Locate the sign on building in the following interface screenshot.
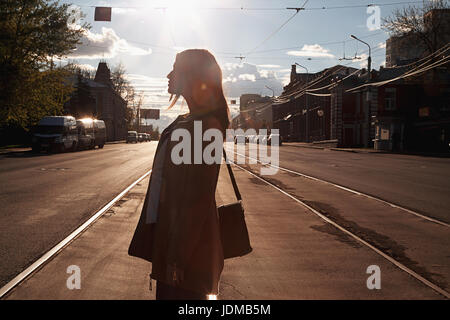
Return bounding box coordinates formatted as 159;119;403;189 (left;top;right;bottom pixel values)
95;7;112;21
141;108;160;120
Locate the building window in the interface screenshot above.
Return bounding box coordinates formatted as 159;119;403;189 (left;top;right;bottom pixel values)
385;88;397;111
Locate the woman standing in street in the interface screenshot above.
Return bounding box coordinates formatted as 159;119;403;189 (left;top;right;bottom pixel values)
128;49;230;300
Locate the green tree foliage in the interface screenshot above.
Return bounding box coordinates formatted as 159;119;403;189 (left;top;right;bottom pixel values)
0;0;89;141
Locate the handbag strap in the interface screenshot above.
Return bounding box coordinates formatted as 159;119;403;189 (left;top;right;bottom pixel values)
222;149;242;201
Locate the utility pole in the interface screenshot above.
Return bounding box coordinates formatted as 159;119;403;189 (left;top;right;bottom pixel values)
351;34;372;147
350;34;371;79
295;62;309;142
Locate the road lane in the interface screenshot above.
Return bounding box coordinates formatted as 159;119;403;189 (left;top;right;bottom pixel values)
228;143;450;223
0;142;157;288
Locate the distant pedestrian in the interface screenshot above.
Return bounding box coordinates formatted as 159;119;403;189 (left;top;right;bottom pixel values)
128;49;230;300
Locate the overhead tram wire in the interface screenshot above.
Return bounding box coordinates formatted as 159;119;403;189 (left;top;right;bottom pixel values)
70;1;424;11
248;30;387;55
244;0;309;58
68;1;418;59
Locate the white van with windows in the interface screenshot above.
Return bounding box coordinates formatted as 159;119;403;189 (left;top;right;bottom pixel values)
32;116;78;153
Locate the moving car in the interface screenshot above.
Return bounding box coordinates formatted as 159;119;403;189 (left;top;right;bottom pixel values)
32;116;78;153
127;131;138;143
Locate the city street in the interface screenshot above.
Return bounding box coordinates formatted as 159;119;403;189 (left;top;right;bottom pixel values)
0;142;156;288
1;142;449;299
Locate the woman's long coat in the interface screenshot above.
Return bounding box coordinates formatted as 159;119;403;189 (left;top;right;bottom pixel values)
128;113;224;295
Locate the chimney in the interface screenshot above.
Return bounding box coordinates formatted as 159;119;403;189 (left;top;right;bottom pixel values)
290;64;297;83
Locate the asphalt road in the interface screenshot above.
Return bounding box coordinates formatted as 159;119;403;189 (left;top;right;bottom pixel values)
0;142;157;288
229;143;450;224
1;141;449;297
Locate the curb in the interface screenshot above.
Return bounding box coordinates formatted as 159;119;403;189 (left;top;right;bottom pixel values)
284;144;325;150
329;148;358;153
0;148;31;155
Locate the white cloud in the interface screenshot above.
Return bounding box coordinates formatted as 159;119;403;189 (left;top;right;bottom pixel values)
355;53;369;68
73;63;97;71
378;42;386;49
238;74;256;81
69;27;152;59
221;62;284;98
287;44;335;59
257;64;281;68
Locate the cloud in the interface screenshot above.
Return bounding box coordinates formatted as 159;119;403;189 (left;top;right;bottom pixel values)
287;44;335;59
355;53;369;68
238;74;256;81
257;64;281;68
378;42;386;49
69;27;152;59
73;63;97;71
221;62;284;98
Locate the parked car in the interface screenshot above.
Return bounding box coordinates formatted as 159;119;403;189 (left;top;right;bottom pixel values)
138;133;145;142
32;116;78;153
76;119;95;150
127;131;138;143
93;120;106;148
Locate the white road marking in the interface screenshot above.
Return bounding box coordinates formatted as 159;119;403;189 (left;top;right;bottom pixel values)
0;169;152;299
230;160;450;299
227;146;450;228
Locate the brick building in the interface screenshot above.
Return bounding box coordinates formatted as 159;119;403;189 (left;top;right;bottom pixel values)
273;65;358;144
64;62;128;141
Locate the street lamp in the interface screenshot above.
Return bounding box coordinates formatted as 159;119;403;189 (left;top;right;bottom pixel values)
351;34;372;147
295;62;309;142
350;34;371;78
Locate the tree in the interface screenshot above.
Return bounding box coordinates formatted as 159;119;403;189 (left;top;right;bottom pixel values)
110;62;144;131
383;0;450;54
111;62;129;97
0;0;89;141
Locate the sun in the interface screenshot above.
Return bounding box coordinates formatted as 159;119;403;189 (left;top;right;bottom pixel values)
152;0;210;51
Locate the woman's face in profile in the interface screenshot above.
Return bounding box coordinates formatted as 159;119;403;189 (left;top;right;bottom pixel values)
167;61;182;95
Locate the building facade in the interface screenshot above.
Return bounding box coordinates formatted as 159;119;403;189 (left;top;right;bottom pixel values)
64;62;128;141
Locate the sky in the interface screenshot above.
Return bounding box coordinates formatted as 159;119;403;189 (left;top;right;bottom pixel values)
59;0;427;130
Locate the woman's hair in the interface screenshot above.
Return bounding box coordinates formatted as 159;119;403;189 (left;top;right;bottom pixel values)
169;49;230;134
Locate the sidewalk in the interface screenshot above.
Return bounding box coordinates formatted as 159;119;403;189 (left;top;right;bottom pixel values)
4;162;443;299
283;142;387;154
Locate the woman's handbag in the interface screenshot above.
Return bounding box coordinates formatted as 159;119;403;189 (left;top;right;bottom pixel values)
217;149;252;259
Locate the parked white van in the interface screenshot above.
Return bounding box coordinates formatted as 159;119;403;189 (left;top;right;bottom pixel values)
32;116;78;153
